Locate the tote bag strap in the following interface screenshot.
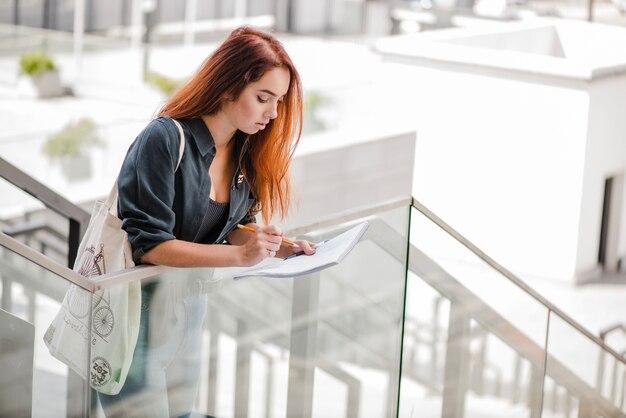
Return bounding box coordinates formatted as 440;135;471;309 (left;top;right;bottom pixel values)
171;119;186;171
107;118;186;212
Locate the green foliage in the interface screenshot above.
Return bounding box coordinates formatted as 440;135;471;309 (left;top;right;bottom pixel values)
42;118;103;158
303;91;332;134
304;91;329;111
19;50;57;77
146;71;185;97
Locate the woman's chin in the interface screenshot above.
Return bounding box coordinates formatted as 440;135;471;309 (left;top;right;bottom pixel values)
241;127;260;135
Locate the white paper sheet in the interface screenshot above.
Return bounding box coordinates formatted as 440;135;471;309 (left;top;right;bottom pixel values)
233;221;369;279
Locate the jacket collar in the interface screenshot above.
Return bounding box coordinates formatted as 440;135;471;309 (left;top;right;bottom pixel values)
183;118;215;157
184;118;248;160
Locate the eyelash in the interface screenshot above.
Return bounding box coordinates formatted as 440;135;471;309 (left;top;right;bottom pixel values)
257;96;284;104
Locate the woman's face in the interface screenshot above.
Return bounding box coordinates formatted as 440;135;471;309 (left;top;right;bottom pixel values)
223;66;291;135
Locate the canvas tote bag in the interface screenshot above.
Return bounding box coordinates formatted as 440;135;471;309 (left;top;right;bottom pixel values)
43;119;186;395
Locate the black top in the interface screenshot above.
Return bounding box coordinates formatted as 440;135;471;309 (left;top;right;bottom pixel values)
195;198;230;244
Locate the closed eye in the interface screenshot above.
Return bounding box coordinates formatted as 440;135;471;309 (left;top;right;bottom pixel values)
257;96;269;104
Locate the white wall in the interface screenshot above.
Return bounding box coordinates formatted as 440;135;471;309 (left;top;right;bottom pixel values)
379;61;590;281
375;19;626;283
576;75;626;278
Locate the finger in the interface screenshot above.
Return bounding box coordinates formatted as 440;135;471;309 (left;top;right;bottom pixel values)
260;224;282;236
259;236;281;252
296;240;316;255
258;233;282;246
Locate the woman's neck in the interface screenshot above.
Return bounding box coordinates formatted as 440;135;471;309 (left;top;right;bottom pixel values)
201;114;236;151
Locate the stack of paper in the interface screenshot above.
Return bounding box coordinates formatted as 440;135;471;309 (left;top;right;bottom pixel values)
233;221;369;279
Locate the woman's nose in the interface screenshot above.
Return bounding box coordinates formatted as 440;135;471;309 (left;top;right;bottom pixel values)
266;103;278;119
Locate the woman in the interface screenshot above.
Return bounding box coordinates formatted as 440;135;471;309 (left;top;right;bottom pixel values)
99;26;314;417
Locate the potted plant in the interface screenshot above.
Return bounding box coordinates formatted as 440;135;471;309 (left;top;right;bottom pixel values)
42;118;104;182
145;70;185;97
19;50;64;98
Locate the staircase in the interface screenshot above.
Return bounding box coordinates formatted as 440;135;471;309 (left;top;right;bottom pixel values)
1;162;625;418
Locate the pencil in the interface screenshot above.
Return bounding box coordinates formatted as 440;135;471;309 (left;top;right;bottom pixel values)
237;224;297;247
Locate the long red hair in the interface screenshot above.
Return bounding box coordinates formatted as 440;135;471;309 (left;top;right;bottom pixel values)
159;26;302;224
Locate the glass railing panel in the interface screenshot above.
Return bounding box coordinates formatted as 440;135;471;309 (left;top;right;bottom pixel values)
0;242;91;417
398;268;449;418
402;206;550;418
544;311;626;417
309;205;409;418
91;204;409;418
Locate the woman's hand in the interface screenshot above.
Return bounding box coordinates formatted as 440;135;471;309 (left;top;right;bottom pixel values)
238;224;284;266
276;239;317;260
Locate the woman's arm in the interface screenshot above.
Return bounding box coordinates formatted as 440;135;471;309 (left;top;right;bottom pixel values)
142;224;287;267
141;240;243;267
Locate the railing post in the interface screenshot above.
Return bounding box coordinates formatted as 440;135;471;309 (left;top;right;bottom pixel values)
511;355;522;403
251;347;275;418
286;272;320;418
527;365;544;418
441;301;471;418
1;276;11;312
578;398;594;418
431;296;443;385
470;329;487;396
68;218;81;268
621;368;626;409
610;356;619;403
596;349;606;396
66;370;90;418
549;381;558;412
565;393;574;417
207;308;219;414
234;319;251;418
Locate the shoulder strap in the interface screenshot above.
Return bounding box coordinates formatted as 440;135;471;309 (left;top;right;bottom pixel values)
171;119;185;172
107;118;186;212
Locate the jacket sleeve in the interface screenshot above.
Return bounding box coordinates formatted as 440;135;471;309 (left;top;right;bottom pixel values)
117;117;181;264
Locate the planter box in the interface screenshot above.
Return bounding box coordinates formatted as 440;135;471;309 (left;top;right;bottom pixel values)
28;70;64;98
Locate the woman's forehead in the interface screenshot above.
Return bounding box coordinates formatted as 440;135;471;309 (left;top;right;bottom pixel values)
250;67;290;97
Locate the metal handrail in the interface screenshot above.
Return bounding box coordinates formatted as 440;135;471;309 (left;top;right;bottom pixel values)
411;197;626;368
0;156;90;267
0;158;90;226
0;231;94;292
